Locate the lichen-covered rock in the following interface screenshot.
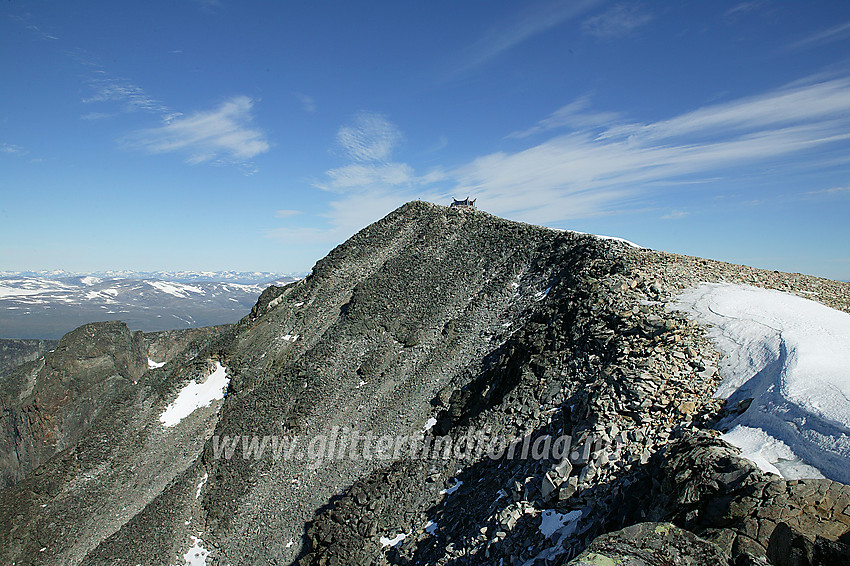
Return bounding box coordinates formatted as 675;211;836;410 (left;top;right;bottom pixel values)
617;430;850;564
567;522;728;565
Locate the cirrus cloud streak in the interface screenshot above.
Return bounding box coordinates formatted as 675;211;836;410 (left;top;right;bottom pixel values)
273;76;850;244
125;96;270;165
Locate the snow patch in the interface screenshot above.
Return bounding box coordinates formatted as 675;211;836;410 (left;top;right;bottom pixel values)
159;362;229;427
282;334;299;342
424;520;438;535
380;532;408;548
422;417;437;432
559;229;643;248
440;479;462;496
196;472;209;498
148;280;205;298
673;283;850;482
182;536;209;566
721;426;824;479
534;286;552;301
539;509;582;539
148;358;165;369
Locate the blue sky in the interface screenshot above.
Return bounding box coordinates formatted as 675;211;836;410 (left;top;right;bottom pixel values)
2;1;849;279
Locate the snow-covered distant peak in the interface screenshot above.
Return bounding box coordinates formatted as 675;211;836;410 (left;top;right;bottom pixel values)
147;281;206;298
673;283;850;483
0;278;78;298
0;270;304;285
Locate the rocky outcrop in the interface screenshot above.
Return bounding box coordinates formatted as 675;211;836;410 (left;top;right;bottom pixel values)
613;430;850;565
0;321;232;563
0;323;233;491
0;321;147;488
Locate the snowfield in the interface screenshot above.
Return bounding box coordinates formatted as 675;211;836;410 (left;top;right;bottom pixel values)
673;283;850;483
160;362;230;427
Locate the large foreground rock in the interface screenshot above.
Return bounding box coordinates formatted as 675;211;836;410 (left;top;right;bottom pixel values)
568;522;727;565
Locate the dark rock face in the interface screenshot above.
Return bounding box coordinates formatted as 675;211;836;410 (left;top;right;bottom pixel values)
0;202;848;566
0;322;232;564
767;521;850;566
0;321;147;488
0;339;58;374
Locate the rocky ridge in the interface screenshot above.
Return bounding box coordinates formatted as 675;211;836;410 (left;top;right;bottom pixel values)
0;201;847;566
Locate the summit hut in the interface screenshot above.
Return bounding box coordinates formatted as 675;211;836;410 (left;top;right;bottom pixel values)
450;197;476;209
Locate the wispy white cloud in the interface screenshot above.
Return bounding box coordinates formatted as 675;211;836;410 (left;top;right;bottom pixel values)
507;95;621;138
335;112;403;162
318;163;417;192
806;186;850;196
75;55;268;169
600;78;850;142
268;115;446;243
0;143;26;155
125;96;270;165
80;111;116;121
724;1;768;19
273;76;850;245
426;135;449;153
297;93;316;113
582;3;653;39
1;142;46;164
25;24;59;41
451;0;602;76
661;210;689;220
83;76;172;116
787;21;850;51
450;78;850;222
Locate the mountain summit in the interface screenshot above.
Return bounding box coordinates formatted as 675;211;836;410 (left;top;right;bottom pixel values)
1;201;849;566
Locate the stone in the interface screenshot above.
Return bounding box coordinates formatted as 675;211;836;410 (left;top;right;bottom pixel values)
541;473;558;501
553;458;573;479
677;401;697;415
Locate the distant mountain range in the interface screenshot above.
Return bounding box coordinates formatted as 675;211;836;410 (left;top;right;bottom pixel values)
0;271;302;339
0;270;302;284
